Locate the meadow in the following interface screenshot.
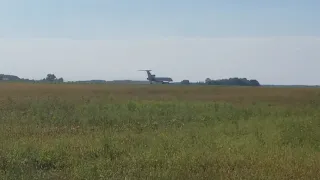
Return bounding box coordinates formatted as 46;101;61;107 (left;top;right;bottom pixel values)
0;83;320;179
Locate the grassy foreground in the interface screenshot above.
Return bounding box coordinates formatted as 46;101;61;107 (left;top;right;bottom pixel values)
0;83;320;179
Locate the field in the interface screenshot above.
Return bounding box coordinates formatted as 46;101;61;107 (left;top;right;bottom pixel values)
0;83;320;179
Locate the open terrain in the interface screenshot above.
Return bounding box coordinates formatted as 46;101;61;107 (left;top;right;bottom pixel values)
0;83;320;179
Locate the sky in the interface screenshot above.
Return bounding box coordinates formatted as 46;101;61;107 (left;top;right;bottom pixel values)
0;0;319;85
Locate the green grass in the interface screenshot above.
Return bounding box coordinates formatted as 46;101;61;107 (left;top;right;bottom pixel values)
0;84;320;179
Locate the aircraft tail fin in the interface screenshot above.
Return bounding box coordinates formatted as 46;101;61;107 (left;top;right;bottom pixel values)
138;70;153;79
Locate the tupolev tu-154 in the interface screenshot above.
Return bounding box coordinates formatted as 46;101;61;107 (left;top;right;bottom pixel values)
138;70;173;84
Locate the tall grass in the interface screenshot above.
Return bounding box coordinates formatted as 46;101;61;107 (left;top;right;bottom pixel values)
0;83;320;179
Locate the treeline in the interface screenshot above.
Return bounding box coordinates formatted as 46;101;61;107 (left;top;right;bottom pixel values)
0;73;106;84
181;77;261;86
2;73;261;86
205;77;260;86
0;74;20;81
0;74;64;83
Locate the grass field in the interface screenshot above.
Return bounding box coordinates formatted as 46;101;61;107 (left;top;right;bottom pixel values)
0;83;320;179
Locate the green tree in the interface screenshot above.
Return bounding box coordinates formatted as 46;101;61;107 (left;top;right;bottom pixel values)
46;74;56;82
205;78;211;84
57;77;64;83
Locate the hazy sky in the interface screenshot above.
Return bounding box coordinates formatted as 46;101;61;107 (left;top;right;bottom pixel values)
0;0;319;85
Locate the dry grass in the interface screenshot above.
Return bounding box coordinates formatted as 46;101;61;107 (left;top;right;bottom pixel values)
0;82;320;179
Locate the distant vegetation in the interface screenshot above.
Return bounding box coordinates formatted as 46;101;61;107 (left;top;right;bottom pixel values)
0;74;21;81
0;73;64;83
204;77;260;86
1;73;263;86
41;74;64;83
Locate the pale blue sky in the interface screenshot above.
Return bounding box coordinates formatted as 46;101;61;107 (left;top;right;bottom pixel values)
0;0;319;84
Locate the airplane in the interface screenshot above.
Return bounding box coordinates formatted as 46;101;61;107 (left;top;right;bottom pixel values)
138;70;173;84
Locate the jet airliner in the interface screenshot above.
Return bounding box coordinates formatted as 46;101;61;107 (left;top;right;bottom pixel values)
138;70;173;84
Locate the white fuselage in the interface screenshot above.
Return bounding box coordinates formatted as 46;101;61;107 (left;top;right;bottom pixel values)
153;77;173;82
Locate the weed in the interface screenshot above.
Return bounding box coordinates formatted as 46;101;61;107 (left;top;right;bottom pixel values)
0;83;320;179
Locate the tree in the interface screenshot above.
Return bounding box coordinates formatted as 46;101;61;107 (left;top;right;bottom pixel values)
205;78;211;84
46;74;56;82
57;77;64;83
249;79;260;86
